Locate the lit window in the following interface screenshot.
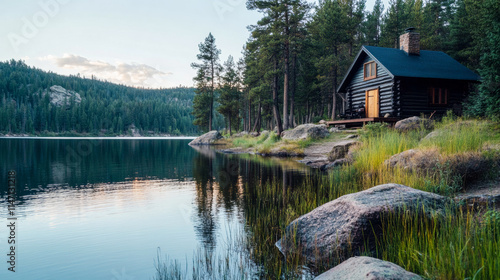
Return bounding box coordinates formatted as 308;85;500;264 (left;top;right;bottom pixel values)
364;61;377;80
429;87;448;105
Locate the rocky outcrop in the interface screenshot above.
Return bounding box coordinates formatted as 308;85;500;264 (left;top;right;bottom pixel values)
315;256;423;280
44;85;82;107
282;124;329;140
189;131;223;146
328;140;359;161
277;184;449;266
394;117;433;132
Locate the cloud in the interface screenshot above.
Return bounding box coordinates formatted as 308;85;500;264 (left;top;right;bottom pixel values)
40;54;172;87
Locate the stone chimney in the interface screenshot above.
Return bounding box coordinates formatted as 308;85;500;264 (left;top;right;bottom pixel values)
399;27;420;56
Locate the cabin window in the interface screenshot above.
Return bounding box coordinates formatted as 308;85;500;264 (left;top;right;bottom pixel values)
364;61;377;80
429;87;448;105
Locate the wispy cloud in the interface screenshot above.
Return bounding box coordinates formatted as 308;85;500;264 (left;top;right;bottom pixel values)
40;54;172;88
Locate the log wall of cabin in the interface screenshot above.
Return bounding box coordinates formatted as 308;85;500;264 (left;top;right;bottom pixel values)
346;55;394;117
400;78;469;118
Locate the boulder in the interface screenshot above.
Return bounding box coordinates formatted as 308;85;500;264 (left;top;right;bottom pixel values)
446;152;496;183
44;85;82;107
394;117;433;132
386;149;496;183
260;130;270;138
329;127;340;133
422;130;442;140
384;149;440;173
282;124;329;140
250;132;260;137
319;120;326;124
328;140;359;161
233;131;249;138
322;158;352;170
189;131;223;146
277;184;449;266
315;256;423;280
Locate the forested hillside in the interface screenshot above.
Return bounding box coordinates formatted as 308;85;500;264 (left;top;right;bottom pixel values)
191;0;499;134
0;60;199;136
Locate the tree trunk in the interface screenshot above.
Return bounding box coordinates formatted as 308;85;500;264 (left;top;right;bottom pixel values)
331;46;338;121
273;59;283;135
228;117;232;136
248;98;252;132
209;60;214;131
289;50;296;128
252;102;261;132
282;4;290;131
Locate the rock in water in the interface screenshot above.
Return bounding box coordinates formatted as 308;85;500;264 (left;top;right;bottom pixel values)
394;116;433;132
282;124;329;140
189;131;223;146
45;85;82;107
315;256;423;280
276;184;449;266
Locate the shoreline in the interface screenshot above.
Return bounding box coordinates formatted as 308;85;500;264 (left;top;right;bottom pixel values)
215;132;359;169
0;136;197;140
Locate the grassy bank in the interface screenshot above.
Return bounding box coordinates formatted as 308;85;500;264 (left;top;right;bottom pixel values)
156;116;500;279
221;130;349;155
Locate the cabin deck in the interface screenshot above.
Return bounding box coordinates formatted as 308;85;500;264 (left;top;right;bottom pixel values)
325;117;400;127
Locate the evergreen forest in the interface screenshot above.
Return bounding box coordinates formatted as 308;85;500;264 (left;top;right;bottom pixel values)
0;60;201;136
191;0;500;134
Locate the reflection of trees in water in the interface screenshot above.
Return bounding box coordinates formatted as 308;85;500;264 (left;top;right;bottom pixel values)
190;147;311;252
192;149;217;249
0;139;196;202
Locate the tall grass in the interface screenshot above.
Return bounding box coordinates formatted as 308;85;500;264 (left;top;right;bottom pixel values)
420;119;492;155
376;206;500;280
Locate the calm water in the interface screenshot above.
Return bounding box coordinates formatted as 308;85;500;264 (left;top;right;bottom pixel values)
0;138;312;279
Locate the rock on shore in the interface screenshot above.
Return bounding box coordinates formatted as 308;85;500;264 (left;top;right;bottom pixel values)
189;131;223;145
328;140;358;161
277;184;449;266
394;116;433;132
282;124;329;140
315;256;423;280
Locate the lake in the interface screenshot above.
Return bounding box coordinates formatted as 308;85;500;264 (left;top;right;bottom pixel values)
0;138;315;279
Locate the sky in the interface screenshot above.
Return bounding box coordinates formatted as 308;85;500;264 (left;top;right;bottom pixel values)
1;0;386;89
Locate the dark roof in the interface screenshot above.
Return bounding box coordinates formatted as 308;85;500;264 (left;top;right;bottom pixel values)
338;45;480;92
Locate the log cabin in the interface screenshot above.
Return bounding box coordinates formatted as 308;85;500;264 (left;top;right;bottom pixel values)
337;28;481;120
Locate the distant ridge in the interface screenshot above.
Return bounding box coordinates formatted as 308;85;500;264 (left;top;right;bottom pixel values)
0;60;198;136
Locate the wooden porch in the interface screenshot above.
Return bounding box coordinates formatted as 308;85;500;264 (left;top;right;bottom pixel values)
325;117;400;128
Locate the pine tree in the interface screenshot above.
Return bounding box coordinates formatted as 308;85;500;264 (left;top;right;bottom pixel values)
217;56;242;135
191;33;221;131
476;0;500;118
310;0;351;120
364;0;384;46
380;0;408;48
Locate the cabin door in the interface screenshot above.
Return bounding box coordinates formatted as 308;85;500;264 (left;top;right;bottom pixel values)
365;89;379;118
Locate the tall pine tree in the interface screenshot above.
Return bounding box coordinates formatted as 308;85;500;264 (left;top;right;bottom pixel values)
191;33;221;131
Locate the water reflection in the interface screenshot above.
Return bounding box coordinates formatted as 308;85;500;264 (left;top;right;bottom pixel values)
0;139;195;202
189;145;312;254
